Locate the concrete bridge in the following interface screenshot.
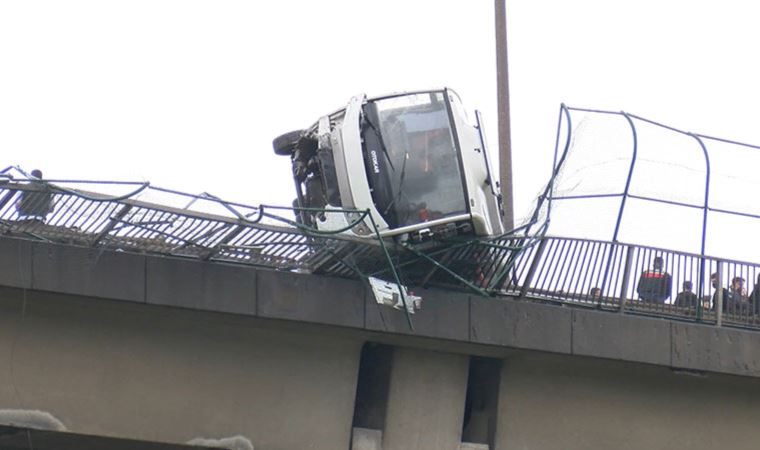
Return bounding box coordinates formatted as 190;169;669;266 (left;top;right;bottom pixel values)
2;235;760;450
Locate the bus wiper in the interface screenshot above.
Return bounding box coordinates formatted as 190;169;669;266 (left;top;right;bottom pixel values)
361;112;395;172
383;152;409;216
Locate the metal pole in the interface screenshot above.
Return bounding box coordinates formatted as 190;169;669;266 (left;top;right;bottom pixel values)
618;245;634;313
612;113;638;242
716;260;723;327
519;237;548;298
691;133;710;323
495;0;514;230
690;133;711;259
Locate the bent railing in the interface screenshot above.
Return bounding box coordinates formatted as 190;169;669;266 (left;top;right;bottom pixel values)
2;173;760;331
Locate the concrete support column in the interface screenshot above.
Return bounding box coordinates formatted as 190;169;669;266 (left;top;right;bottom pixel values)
382;348;469;450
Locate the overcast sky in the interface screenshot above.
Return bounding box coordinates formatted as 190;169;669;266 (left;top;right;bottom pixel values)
2;0;760;254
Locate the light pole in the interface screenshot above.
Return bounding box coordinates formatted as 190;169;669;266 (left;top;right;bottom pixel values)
495;0;514;230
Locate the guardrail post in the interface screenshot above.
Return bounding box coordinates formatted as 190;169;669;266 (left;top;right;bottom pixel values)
716;260;723;327
696;257;706;322
618;245;634;313
0;188;17;211
519;237;548;299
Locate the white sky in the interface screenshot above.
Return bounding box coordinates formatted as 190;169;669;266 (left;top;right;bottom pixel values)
2;0;760;256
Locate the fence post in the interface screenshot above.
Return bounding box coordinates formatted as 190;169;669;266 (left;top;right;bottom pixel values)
716;260;723;327
519;237;548;299
696;257;706;322
618;245;634;313
0;188;17;211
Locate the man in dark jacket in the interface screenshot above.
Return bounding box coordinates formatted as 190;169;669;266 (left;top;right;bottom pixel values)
636;256;672;303
674;281;698;309
16;169;54;221
750;274;760;315
711;272;731;313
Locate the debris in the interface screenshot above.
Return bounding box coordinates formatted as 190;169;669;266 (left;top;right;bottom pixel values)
368;276;422;313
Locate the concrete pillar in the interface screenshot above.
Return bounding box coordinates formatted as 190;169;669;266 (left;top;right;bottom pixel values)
495;0;514;230
382;347;469;450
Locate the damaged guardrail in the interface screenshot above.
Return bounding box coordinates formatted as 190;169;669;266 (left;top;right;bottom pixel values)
3;166;759;331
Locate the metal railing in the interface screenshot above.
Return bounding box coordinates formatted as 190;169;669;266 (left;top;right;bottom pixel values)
513;235;760;329
0;176;395;277
2;171;760;331
544;105;760;265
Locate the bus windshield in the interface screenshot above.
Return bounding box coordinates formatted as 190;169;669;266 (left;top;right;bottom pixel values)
361;92;468;229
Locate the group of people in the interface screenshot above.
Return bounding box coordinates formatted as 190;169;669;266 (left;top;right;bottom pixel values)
585;256;760;315
636;256;760;314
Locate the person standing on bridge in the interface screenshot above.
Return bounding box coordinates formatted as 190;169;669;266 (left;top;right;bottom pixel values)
15;169;54;222
727;276;750;315
750;274;760;315
674;281;698;309
710;272;731;313
636;256;672;303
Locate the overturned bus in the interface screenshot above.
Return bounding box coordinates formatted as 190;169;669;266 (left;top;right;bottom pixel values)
273;89;504;244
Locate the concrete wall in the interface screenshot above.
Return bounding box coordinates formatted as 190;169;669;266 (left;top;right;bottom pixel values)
495;353;760;450
0;287;363;450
